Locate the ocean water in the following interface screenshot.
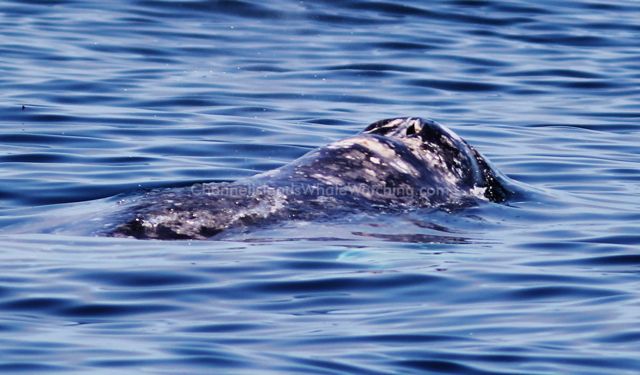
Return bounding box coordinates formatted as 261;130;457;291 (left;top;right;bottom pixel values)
1;0;640;373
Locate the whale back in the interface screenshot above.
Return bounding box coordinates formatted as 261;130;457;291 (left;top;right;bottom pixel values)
109;117;513;240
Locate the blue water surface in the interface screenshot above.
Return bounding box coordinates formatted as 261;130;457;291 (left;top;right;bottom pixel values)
1;0;640;373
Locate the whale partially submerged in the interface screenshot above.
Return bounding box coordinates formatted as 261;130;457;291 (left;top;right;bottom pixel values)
109;117;511;240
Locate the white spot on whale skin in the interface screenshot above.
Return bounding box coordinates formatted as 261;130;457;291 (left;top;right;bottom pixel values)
142;213;179;229
327;138;358;150
311;173;344;186
328;136;420;176
364;169;377;177
389;159;418;175
470;186;488;200
328;136;395;157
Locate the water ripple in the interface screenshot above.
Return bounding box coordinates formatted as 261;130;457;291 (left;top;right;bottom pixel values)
1;0;640;373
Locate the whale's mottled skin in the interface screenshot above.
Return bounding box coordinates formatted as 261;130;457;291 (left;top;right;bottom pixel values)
108;117;510;239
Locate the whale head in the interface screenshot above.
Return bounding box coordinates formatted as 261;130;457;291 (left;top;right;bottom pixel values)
362;117;509;202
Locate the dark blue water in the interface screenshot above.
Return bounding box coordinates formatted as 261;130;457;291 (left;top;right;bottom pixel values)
1;0;640;373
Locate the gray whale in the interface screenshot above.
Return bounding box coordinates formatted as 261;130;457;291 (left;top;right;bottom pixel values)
109;117;510;240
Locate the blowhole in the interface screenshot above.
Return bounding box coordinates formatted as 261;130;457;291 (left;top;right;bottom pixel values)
406;124;417;136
